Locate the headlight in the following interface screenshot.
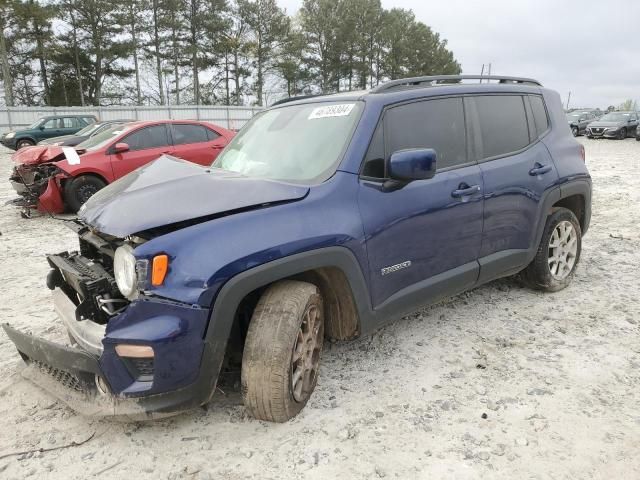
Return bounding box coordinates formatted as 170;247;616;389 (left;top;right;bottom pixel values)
5;132;15;139
114;244;138;300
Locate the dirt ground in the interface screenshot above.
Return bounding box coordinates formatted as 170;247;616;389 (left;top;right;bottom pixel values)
0;138;639;479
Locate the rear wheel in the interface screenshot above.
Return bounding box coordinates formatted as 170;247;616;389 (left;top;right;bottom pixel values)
618;128;627;140
63;175;107;212
241;280;324;422
16;139;35;149
521;208;582;292
571;126;579;137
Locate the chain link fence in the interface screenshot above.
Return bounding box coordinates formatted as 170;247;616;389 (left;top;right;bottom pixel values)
0;105;263;132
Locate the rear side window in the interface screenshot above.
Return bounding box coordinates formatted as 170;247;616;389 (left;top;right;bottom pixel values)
385;97;467;170
62;117;81;128
529;95;550;137
475;95;529;159
172;124;211;145
123;125;170;151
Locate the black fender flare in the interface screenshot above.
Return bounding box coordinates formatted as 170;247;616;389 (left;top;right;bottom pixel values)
528;178;591;265
559;178;592;234
198;246;372;401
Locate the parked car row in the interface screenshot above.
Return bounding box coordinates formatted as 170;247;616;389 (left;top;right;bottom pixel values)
7;119;235;214
2;75;593;423
566;109;640;139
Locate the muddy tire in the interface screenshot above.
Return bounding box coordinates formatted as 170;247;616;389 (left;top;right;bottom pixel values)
241;280;324;422
16;139;35;149
521;207;582;292
64;175;107;212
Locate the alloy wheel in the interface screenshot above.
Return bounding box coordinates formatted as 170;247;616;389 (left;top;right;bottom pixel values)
291;303;323;403
548;220;578;280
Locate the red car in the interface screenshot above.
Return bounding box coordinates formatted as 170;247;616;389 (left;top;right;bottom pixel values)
9;120;235;214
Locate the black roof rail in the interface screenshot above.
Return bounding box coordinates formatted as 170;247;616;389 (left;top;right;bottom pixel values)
270;94;325;107
371;75;542;93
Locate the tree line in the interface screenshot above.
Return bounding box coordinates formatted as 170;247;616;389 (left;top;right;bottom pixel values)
0;0;461;107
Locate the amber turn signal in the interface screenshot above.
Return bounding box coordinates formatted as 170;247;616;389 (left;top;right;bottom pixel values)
115;344;154;358
151;254;169;286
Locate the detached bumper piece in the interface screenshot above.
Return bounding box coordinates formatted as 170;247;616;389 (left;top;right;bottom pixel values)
2;323;178;419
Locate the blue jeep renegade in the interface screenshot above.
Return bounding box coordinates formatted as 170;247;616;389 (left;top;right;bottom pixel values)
3;75;591;421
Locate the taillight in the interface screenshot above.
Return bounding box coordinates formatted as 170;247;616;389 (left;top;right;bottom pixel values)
580;145;585;162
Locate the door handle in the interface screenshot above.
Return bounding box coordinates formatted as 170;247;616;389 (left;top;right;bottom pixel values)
529;163;552;176
451;183;481;198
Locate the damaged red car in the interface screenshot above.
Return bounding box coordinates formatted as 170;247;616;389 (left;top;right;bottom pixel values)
9;120;235;214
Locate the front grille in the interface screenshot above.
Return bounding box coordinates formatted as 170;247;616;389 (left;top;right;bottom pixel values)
33;360;85;392
591;128;604;134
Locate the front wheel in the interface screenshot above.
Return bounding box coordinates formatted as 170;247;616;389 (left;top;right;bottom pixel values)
521;208;582;292
242;280;324;422
63;175;107;212
16;139;35;149
618;128;627;140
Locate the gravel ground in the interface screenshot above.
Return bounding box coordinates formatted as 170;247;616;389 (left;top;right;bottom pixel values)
0;138;639;479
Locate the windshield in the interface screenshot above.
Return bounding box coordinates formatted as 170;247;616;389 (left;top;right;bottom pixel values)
77;124;133;151
600;112;631;122
213;101;363;184
76;122;103;136
27;119;44;129
566;113;582;119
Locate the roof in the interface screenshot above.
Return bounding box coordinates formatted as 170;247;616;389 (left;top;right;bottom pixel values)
41;114;97;119
271;75;545;109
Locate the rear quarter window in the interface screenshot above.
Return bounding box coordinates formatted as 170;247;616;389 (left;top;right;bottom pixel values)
529;95;550;137
475;95;530;159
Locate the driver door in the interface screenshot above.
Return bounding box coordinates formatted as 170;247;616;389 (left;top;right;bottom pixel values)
358;97;483;311
110;124;173;179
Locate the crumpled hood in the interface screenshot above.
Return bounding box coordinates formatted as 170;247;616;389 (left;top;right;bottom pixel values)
79;155;310;237
12;145;66;165
588;121;625;128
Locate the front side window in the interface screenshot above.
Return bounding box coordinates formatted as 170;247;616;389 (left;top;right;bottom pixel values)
213;101;363;184
475;95;530;159
122;125;170;151
384;97;467;170
42;119;59;129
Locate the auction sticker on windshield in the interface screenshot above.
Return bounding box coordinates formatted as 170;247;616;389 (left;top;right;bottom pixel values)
308;104;355;120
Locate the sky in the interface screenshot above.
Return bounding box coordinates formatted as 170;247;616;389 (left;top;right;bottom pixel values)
277;0;640;109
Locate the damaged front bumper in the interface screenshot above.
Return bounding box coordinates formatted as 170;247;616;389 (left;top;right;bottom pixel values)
2;250;217;419
9;164;66;214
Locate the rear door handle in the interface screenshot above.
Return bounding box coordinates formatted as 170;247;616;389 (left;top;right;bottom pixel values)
529;163;552;176
451;184;481;198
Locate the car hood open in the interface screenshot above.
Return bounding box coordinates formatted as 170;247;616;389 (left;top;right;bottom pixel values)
78;155;310;237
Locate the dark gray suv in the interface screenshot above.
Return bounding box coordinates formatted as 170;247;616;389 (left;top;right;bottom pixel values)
566;111;596;137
